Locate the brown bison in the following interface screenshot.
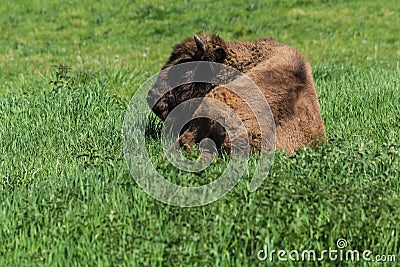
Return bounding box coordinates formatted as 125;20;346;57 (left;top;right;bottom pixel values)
147;33;326;154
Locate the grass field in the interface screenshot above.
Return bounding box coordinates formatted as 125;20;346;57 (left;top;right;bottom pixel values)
1;0;399;266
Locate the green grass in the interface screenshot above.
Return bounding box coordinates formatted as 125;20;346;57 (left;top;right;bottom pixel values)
1;0;399;266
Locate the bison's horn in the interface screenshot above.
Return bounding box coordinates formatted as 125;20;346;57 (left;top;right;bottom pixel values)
194;35;205;53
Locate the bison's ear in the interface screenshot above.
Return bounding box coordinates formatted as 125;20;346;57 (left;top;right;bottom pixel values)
214;47;227;62
194;35;206;57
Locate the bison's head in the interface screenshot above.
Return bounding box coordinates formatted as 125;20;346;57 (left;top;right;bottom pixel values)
147;34;228;121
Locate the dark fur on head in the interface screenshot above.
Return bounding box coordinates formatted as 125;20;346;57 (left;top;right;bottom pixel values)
147;34;228;120
164;33;228;69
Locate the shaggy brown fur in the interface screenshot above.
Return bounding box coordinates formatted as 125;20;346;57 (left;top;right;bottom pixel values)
147;33;326;154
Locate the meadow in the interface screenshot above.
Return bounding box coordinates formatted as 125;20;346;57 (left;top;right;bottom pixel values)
0;0;399;266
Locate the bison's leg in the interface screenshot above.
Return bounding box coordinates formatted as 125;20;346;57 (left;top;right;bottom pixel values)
178;118;209;150
178;118;227;153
